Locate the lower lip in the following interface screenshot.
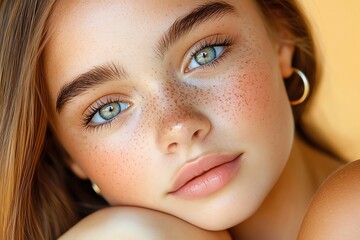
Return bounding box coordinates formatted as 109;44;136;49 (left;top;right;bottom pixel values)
170;156;241;200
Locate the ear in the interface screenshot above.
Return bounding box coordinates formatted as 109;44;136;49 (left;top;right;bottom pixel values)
277;34;295;79
68;159;88;180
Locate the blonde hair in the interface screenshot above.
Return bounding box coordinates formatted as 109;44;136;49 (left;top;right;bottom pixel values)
0;0;318;239
0;1;79;239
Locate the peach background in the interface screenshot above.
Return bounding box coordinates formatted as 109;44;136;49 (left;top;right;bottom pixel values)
298;0;360;161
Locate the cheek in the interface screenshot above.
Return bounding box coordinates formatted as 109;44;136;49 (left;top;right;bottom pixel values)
210;68;275;124
205;55;294;151
59;123;153;204
211;20;291;126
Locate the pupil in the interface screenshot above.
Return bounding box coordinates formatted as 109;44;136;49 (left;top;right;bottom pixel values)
195;47;216;65
100;102;120;120
201;52;208;58
107;106;114;112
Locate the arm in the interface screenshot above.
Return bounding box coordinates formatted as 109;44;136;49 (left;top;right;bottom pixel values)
59;207;232;240
298;160;360;240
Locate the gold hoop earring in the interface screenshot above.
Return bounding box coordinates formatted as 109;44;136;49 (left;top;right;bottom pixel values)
92;182;101;195
290;68;310;106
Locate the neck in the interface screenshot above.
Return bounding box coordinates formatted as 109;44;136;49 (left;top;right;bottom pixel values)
229;134;322;240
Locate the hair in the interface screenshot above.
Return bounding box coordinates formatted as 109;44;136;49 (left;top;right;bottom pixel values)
255;0;319;123
0;0;318;239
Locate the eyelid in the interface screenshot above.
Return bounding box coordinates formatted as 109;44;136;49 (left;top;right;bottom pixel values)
182;34;234;73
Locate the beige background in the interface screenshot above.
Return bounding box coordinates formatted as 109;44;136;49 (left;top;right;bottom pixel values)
297;0;360;161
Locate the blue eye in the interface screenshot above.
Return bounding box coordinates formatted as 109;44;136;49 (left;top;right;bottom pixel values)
184;34;234;72
188;46;224;71
88;101;130;126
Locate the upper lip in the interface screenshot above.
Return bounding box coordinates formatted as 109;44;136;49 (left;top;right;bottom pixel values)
168;152;241;193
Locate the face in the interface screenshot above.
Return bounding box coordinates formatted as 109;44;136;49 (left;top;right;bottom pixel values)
44;0;295;230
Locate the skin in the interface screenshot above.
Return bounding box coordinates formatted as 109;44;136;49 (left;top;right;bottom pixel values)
59;207;232;240
298;160;360;240
44;0;341;239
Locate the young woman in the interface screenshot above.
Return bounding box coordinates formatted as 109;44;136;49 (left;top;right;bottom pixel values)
0;0;342;239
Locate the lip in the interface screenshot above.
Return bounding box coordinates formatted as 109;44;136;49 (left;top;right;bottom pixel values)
168;153;242;199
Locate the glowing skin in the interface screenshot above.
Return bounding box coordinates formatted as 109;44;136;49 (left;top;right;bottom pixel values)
45;0;295;231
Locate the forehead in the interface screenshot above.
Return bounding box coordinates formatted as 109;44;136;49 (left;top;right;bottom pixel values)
49;0;237;37
44;0;265;97
47;0;262;49
46;0;262;58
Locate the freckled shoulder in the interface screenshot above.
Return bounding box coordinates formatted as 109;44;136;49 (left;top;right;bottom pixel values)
58;207;232;240
298;160;360;240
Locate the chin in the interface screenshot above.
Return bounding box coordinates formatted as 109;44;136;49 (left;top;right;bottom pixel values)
179;195;263;231
188;212;249;231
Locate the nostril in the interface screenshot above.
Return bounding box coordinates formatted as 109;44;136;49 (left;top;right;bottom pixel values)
192;129;201;139
168;142;178;153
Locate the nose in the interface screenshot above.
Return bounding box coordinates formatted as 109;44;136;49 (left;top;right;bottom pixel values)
158;109;211;154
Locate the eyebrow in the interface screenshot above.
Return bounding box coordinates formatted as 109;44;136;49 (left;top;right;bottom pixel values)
55;63;127;112
155;1;236;59
55;1;236;113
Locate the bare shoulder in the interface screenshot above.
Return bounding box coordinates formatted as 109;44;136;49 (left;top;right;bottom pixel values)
298;160;360;240
58;207;231;240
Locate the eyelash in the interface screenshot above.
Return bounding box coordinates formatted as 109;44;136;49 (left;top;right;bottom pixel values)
82;97;128;130
80;35;233;131
186;34;234;72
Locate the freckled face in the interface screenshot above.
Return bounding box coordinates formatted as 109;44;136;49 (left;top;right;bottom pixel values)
45;0;294;230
